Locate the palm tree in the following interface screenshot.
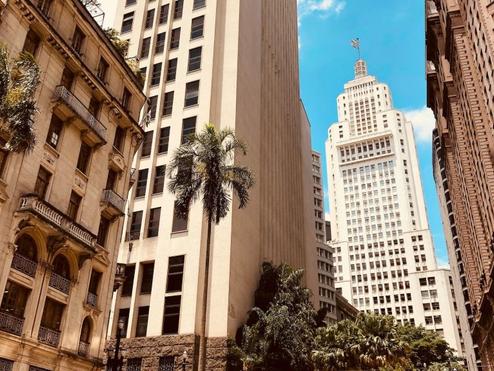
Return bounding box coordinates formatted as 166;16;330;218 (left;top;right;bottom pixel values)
168;123;254;370
0;44;40;152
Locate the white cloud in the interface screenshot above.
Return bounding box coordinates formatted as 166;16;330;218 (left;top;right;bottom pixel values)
298;0;346;19
403;107;436;144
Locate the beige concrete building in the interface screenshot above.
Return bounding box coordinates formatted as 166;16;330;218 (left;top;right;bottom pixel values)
326;59;463;355
109;0;317;369
0;0;145;370
311;151;337;321
426;0;494;368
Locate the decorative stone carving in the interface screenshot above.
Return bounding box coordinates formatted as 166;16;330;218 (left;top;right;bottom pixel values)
74;170;88;194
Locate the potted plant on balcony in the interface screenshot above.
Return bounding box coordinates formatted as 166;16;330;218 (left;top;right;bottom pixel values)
0;44;40;153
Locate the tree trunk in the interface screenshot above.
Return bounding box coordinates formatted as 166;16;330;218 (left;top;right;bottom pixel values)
198;217;212;371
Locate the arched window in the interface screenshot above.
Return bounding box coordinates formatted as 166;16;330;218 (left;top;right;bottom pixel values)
78;317;91;356
52;255;70;279
16;235;38;262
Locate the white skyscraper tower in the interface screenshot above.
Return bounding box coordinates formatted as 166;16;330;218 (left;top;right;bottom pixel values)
326;59;464;354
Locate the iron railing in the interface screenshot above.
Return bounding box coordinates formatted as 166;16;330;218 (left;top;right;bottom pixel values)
49;272;71;294
86;292;97;307
38;326;60;347
0;312;24;336
78;340;90;356
11;253;37;277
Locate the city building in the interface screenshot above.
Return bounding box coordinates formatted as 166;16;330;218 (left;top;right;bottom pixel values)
109;0;317;369
325;59;463;355
426;0;494;368
311;150;337;321
0;0;145;370
433;129;479;370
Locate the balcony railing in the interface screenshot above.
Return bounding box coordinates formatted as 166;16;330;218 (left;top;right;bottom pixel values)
113;263;126;291
78;340;90;356
38;326;61;347
18;195;97;251
53;85;107;143
49;272;71;294
11;253;37;277
101;189;126;216
86;292;97;307
0;311;24;336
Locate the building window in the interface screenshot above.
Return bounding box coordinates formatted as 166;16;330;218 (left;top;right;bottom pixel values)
159;357;175;371
97;58;109;82
34;167;51;199
151;63;162;86
127;358;142;371
121;265;135;297
155;32;166;54
140;262;154;294
147;207;161;238
97;216;110;247
88;97;101;118
145;9;155;29
142;131;153;157
170;28;181;49
37;0;53;16
163;92;174;116
67;191;82;220
76;142;92;174
117;308;129;337
188;47;202;72
191;16;204;39
153;165;166;194
125;0;136;5
166;255;184;292
71;26;85;54
136;169;148;197
171;202;188;233
121;12;134;33
113;126;125;152
122;88;132;110
149;96;158;120
184;81;199;107
140;37;151;59
129;211;143;240
166;59;177;81
135;306;149;337
159;4;169;24
139;67;147;83
88;270;101;304
46;115;63;149
173;0;183;19
1;280;30;319
158;127;170;154
60;67;74;90
40;298;64;334
0;358;13;371
106;169;118;191
23;29;40;56
181;117;196;144
193;0;206;10
162;295;181;334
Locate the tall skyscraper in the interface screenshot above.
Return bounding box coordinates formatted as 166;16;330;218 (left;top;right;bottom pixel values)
109;0;317;368
426;0;494;368
0;0;145;369
325;59;462;354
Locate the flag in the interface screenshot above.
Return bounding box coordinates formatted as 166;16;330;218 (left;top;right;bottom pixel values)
351;38;360;49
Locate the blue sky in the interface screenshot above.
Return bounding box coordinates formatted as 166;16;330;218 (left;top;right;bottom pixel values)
297;0;449;266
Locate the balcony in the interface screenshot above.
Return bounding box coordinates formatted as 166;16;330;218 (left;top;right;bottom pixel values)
49;272;71;295
38;326;60;347
52;86;107;146
101;189;126;218
86;292;97;307
11;253;37;278
109;149;126;173
18;195;97;251
78;341;90;356
0;311;24;336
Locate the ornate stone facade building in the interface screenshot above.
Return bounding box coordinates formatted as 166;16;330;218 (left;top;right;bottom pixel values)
0;0;145;369
109;0;317;369
426;0;494;368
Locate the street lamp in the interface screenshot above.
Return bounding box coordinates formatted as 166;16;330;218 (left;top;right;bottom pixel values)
182;350;188;371
107;319;124;371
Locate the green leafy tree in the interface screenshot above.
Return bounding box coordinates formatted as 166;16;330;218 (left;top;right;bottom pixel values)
397;324;461;369
0;44;40;152
104;28;129;57
168;123;254;371
235;263;318;371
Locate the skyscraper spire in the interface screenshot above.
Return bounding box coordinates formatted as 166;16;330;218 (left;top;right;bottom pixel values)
354;59;368;78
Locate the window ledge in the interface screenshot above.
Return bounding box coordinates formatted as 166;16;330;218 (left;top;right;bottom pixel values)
171;230;188;237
